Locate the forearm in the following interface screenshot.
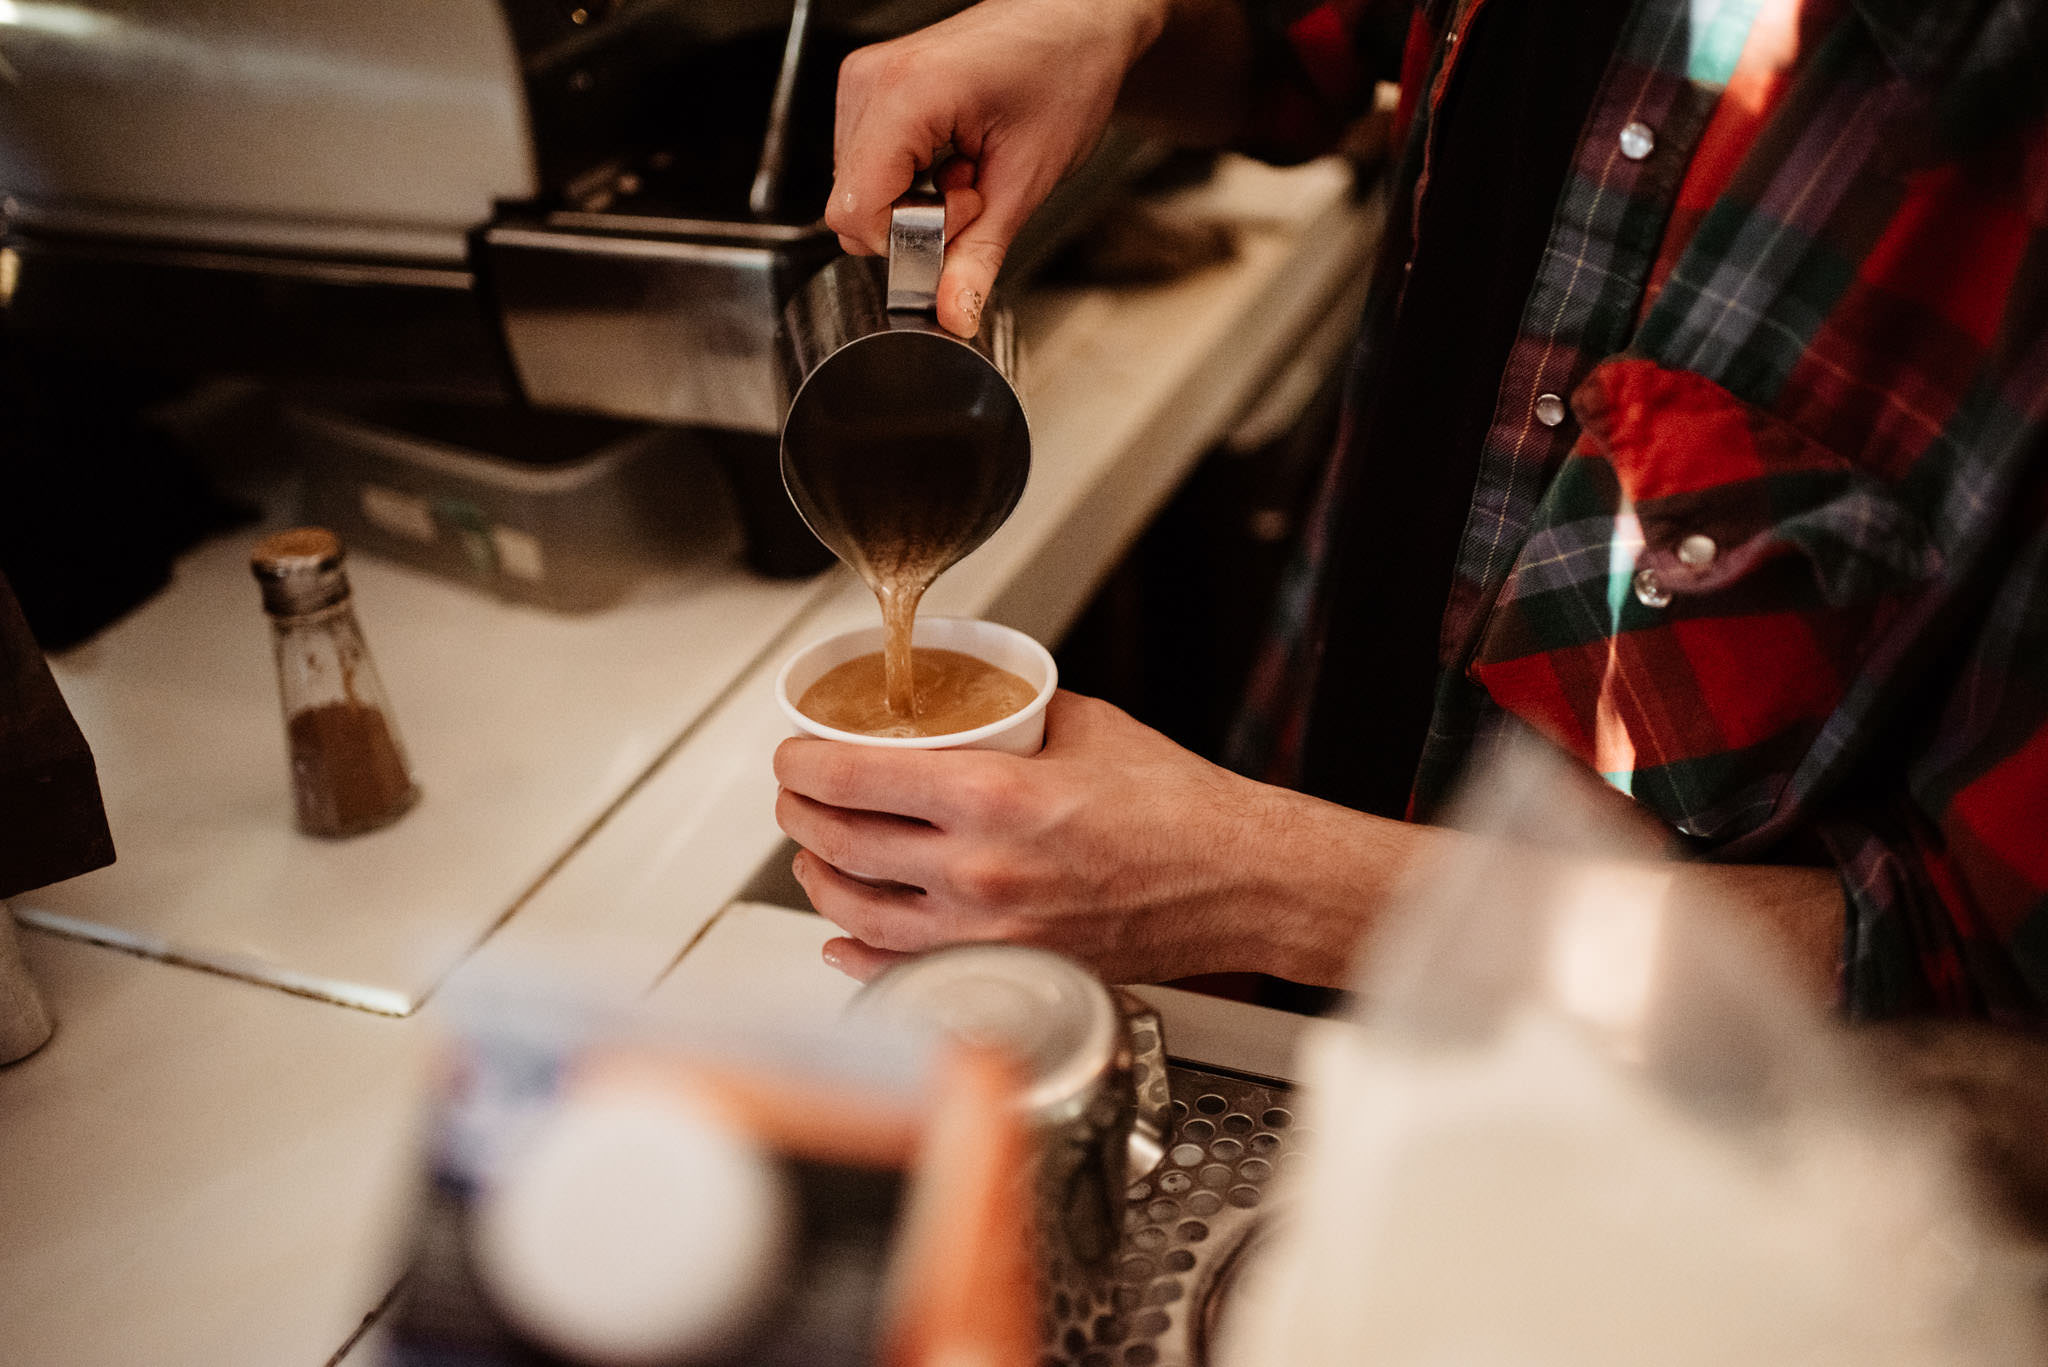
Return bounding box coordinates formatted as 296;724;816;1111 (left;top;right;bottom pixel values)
1117;0;1255;146
1223;785;1447;987
1675;862;1843;1004
1235;785;1845;1004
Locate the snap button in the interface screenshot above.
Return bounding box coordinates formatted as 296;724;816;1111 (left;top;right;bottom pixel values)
1619;120;1656;161
1677;533;1718;568
1533;393;1567;428
1632;566;1671;608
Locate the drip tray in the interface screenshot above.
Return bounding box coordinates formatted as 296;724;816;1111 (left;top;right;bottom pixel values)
1043;1063;1296;1367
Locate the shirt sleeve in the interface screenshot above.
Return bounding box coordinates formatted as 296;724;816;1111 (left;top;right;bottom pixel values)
1238;0;1418;164
1826;472;2048;1024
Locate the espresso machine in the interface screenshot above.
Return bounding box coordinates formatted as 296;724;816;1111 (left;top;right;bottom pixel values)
0;0;1141;603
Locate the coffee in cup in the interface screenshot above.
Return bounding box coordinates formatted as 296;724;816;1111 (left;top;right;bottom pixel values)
798;647;1037;739
775;617;1057;756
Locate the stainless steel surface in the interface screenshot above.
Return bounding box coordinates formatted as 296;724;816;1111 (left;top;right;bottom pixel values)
779;201;1028;574
0;234;513;399
0;0;1140;448
488;224;834;434
885;198;946;312
0;0;862;416
1043;1063;1298;1367
0;0;931;260
749;0;817;220
0;0;534;263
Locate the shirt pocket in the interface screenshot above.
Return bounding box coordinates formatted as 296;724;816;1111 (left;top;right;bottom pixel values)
1469;357;1942;840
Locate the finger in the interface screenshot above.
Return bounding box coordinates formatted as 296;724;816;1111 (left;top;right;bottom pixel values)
793;849;948;953
932;143;1048;337
934;157;978;193
825;97;948;253
943;182;985;245
831;48;873;186
827;46;898;249
826;127;924;253
776;788;940;889
827;167;917;255
820;936;914;983
774;737;995;826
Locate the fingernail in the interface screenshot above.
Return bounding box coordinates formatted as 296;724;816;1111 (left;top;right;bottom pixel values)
959;287;983;334
820;942;842;969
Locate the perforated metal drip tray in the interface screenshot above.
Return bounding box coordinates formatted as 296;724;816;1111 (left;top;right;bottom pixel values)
1042;1063;1298;1367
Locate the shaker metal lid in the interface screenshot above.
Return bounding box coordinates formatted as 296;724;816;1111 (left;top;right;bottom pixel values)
250;526;349;615
853;944;1119;1126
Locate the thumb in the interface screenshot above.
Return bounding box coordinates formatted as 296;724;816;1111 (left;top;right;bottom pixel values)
933;145;1047;338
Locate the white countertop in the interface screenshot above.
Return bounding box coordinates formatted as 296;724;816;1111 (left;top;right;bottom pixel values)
0;156;1383;1366
21;476;841;1014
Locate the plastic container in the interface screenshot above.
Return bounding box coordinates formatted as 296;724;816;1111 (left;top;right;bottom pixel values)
290;401;732;612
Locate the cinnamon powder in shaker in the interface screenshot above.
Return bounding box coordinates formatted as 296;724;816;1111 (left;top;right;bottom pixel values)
286;700;418;838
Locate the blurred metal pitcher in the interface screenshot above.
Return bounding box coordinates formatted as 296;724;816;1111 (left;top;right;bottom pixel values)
851;945;1170;1285
778;199;1030;580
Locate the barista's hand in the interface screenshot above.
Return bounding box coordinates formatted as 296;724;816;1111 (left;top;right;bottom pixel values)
827;0;1168;337
774;691;1425;984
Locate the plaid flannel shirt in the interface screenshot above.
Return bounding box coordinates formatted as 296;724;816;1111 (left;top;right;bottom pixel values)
1233;0;2048;1022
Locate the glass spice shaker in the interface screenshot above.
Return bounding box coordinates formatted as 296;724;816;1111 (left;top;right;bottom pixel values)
250;528;420;837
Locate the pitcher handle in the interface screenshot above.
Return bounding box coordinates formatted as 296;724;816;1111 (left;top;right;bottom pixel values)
886;196;946;314
1116;989;1172;1185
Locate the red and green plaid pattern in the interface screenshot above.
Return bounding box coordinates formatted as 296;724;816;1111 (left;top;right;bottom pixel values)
1231;0;2048;1021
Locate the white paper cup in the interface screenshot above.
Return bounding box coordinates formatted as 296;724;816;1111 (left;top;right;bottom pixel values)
774;616;1057;756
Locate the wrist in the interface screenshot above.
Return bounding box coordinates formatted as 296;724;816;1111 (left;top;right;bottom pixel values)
1233;787;1423;988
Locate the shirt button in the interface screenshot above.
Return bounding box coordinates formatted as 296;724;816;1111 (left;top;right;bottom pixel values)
1677;533;1718;568
1534;393;1567;427
1632;566;1671;608
1619;121;1656;160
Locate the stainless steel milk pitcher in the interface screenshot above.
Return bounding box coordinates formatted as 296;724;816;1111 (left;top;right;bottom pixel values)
778;199;1031;575
849;945;1170;1288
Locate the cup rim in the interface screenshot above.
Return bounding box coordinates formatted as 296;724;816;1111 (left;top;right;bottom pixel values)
774;616;1057;749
